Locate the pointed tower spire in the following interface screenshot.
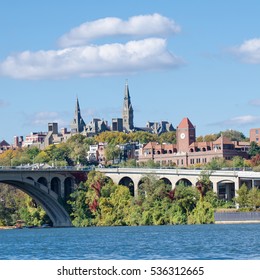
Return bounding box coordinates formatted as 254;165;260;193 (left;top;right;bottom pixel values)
122;80;134;131
70;97;86;133
125;79;130;98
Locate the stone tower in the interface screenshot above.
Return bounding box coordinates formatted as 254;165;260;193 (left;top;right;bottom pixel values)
70;97;86;133
122;81;134;131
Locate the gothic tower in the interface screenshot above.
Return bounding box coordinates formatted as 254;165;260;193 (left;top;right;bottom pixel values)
122;81;134;131
70;97;86;133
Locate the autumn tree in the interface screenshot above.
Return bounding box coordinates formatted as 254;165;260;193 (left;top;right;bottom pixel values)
196;171;212;200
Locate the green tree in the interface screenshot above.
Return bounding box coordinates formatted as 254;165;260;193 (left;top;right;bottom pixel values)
188;200;214;224
196;171;212;200
95;131;130;145
158;132;176;144
174;184;199;217
206;157;226;170
217;130;246;141
247;188;260;210
68;182;94;227
139;159;160;168
105;144;121;164
119;159;137;168
197;134;218;142
235;184;249;208
34;151;50;164
18;196;50;226
232;156;246;168
66;134;94;165
98;185;132;226
248;141;260;157
24;146;40;162
128;131;158;144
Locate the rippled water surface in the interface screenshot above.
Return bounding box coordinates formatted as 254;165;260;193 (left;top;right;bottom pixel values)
0;224;260;260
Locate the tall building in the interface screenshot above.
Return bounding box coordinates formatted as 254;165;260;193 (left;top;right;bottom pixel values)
250;128;260;144
177;117;196;153
70;97;86;133
112;118;123;132
122;81;134;131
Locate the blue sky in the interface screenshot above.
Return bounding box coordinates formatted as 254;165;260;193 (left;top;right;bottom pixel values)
1;0;260;144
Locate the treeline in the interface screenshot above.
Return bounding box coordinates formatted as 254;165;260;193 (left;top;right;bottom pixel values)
0;132;175;167
0;129;255;168
68;171;260;226
68;171;223;227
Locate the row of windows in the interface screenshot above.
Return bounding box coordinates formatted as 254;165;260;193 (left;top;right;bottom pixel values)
190;158;207;164
155;157;208;166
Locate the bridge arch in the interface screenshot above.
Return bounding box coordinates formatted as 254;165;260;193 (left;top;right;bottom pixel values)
160;177;172;188
0;178;72;227
26;177;34;181
118;176;135;196
38;177;48;187
176;178;193;187
51;177;61;196
217;180;235;201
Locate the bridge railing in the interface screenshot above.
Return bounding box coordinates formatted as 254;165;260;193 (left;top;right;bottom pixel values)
0;166;94;172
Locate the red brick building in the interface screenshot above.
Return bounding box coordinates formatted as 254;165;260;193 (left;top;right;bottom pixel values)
139;117;249;167
250;128;260;144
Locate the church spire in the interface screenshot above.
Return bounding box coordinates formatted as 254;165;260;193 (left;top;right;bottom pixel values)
70;97;86;133
122;80;134;131
125;79;130;99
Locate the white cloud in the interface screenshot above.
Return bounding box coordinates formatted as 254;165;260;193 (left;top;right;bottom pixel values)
23;111;68;127
212;115;260;127
0;38;183;80
58;14;180;47
231;38;260;64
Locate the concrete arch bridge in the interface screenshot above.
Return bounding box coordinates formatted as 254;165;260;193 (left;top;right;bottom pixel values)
97;168;260;200
0;169;88;227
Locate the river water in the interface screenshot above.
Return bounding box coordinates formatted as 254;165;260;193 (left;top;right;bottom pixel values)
0;224;259;260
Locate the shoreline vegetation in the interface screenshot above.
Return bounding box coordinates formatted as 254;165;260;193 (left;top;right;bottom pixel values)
2;170;260;228
1;170;260;228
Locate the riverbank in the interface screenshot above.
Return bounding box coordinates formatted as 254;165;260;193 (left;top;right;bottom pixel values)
0;226;15;230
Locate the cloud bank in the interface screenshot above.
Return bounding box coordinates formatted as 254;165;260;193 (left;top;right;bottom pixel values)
231;38;260;64
0;14;182;80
